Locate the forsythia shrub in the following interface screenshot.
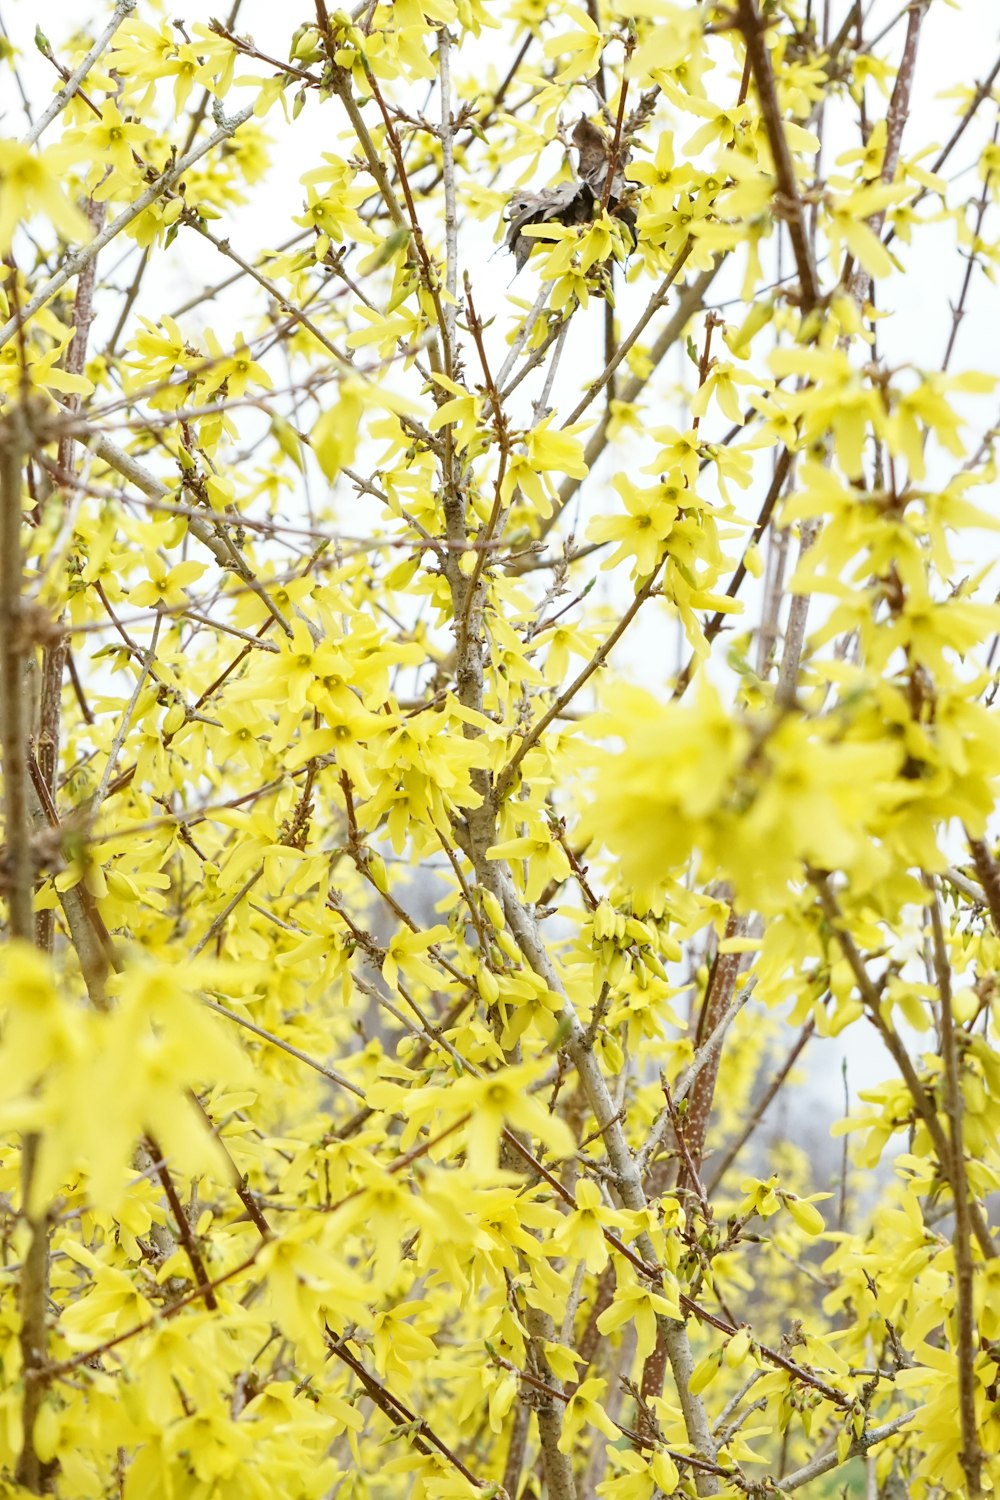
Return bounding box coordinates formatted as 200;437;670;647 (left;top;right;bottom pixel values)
0;1;998;1497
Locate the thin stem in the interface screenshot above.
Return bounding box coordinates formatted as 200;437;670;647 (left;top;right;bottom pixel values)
146;1134;218;1311
42;1249;264;1383
778;1409;920;1491
495;281;550;392
201;998;368;1100
496;565;663;802
0;105;256;350
190;868;263;957
884;51;1000;251
325;1333;487;1488
439;28;458;355
735;0;820;312
179;214;353;369
813;875;995;1261
14;1134;49;1492
88;611;161;812
563;243;693;427
775;516;819;706
22;0;136;148
928;882;982;1497
674;447;793;698
0;402;33;939
546;260;723;537
942;118;998;372
80;427;294;636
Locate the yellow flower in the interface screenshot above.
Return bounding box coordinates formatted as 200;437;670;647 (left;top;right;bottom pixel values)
558;1377;620;1453
0;138;92;252
129;554;206;611
487;829;571;904
554;1179;628;1273
596;1265;681;1360
449;1064;575;1175
588;474;679;577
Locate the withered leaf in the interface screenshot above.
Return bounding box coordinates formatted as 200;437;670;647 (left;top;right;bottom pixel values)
504;116;636;274
572;117;611;192
504;178;596;273
572;115;630;204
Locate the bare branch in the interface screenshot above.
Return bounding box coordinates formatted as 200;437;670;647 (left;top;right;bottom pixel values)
0;402;33;939
734;0;820;312
22;0;136;148
778;1409;920;1491
0;105;256;350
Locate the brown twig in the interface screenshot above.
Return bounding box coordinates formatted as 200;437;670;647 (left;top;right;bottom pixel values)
942;117;999;373
967;836;1000;936
599;37;633;213
884;53;1000;251
564;242;694;427
673;448;793;697
14;1135;49;1493
735;0;820;312
325;1331;487;1487
201;997;367;1099
0;399;34;940
813;874;995;1262
927;882;982;1496
453;280;510;672
146;1133;218;1310
40;1249;263;1384
678;1293;851;1410
676;911;747;1191
848;0;929;306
